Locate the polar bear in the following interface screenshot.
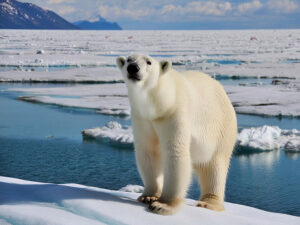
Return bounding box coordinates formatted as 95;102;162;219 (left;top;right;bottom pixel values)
117;54;237;215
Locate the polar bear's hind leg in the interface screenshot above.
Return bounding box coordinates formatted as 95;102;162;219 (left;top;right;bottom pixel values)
194;153;231;212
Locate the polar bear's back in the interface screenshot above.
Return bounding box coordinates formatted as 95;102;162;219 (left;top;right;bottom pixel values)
182;70;231;110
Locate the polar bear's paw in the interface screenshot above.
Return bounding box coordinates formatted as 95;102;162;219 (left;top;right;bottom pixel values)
196;198;224;211
138;195;159;204
196;193;224;211
148;199;182;215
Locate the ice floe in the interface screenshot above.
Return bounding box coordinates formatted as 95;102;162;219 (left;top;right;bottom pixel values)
18;95;130;117
237;126;300;151
0;176;299;225
225;85;300;117
82;121;133;148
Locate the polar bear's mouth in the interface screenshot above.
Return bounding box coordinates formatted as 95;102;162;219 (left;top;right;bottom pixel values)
127;73;142;81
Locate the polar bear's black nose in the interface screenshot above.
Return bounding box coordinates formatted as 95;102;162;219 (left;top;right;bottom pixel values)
127;63;140;74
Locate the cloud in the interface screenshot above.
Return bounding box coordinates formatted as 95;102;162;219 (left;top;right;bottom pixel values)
98;1;232;22
267;0;298;13
161;1;232;17
57;6;77;15
98;5;155;20
237;0;262;14
47;0;75;4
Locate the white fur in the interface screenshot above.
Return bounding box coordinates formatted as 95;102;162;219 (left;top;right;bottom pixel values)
117;54;237;215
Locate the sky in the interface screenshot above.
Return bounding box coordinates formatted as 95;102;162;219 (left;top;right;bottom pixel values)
22;0;300;29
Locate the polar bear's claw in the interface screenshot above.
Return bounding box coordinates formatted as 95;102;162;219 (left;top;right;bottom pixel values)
148;201;178;215
196;200;224;212
138;195;159;204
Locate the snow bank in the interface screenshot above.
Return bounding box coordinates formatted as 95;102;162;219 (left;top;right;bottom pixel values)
0;176;299;225
237;126;300;151
82;122;133;148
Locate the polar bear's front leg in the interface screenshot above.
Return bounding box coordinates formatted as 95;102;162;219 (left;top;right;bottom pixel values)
132;116;163;204
150;116;192;215
135;148;163;204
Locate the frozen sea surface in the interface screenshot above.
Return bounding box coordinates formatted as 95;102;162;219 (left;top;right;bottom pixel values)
1;29;300;79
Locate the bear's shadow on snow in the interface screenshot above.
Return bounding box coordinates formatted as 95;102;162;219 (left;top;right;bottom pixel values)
0;181;141;207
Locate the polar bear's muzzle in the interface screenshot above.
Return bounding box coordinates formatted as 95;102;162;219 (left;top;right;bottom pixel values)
127;63;141;81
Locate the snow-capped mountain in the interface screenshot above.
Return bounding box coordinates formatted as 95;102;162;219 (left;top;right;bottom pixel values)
0;0;79;29
74;16;122;30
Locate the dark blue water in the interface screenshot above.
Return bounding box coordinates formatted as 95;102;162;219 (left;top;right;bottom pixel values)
205;59;244;65
0;83;299;216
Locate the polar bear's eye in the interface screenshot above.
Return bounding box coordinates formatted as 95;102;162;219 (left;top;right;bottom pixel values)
146;60;151;65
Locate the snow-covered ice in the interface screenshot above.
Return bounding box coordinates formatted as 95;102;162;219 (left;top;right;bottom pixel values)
1;29;300;80
82;121;133;148
237;126;300;151
0;176;299;225
225;85;300;117
10;80;300;117
18;95;130;117
0;67;122;83
119;184;144;193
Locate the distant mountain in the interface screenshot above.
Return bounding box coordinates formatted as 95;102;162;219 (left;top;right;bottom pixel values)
0;0;79;29
74;16;122;30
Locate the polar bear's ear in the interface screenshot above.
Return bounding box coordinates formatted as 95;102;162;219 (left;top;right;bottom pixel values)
116;56;126;69
160;60;172;75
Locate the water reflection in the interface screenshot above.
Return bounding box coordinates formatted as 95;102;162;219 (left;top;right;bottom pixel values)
236;149;280;169
284;151;300;160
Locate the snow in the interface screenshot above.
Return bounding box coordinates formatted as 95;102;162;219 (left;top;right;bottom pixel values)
0;176;299;225
237;126;300;151
119;184;144;193
0;2;18;15
284;139;300;152
82;121;133;147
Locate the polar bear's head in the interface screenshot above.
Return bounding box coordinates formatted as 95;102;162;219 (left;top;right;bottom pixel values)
116;54;172;89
